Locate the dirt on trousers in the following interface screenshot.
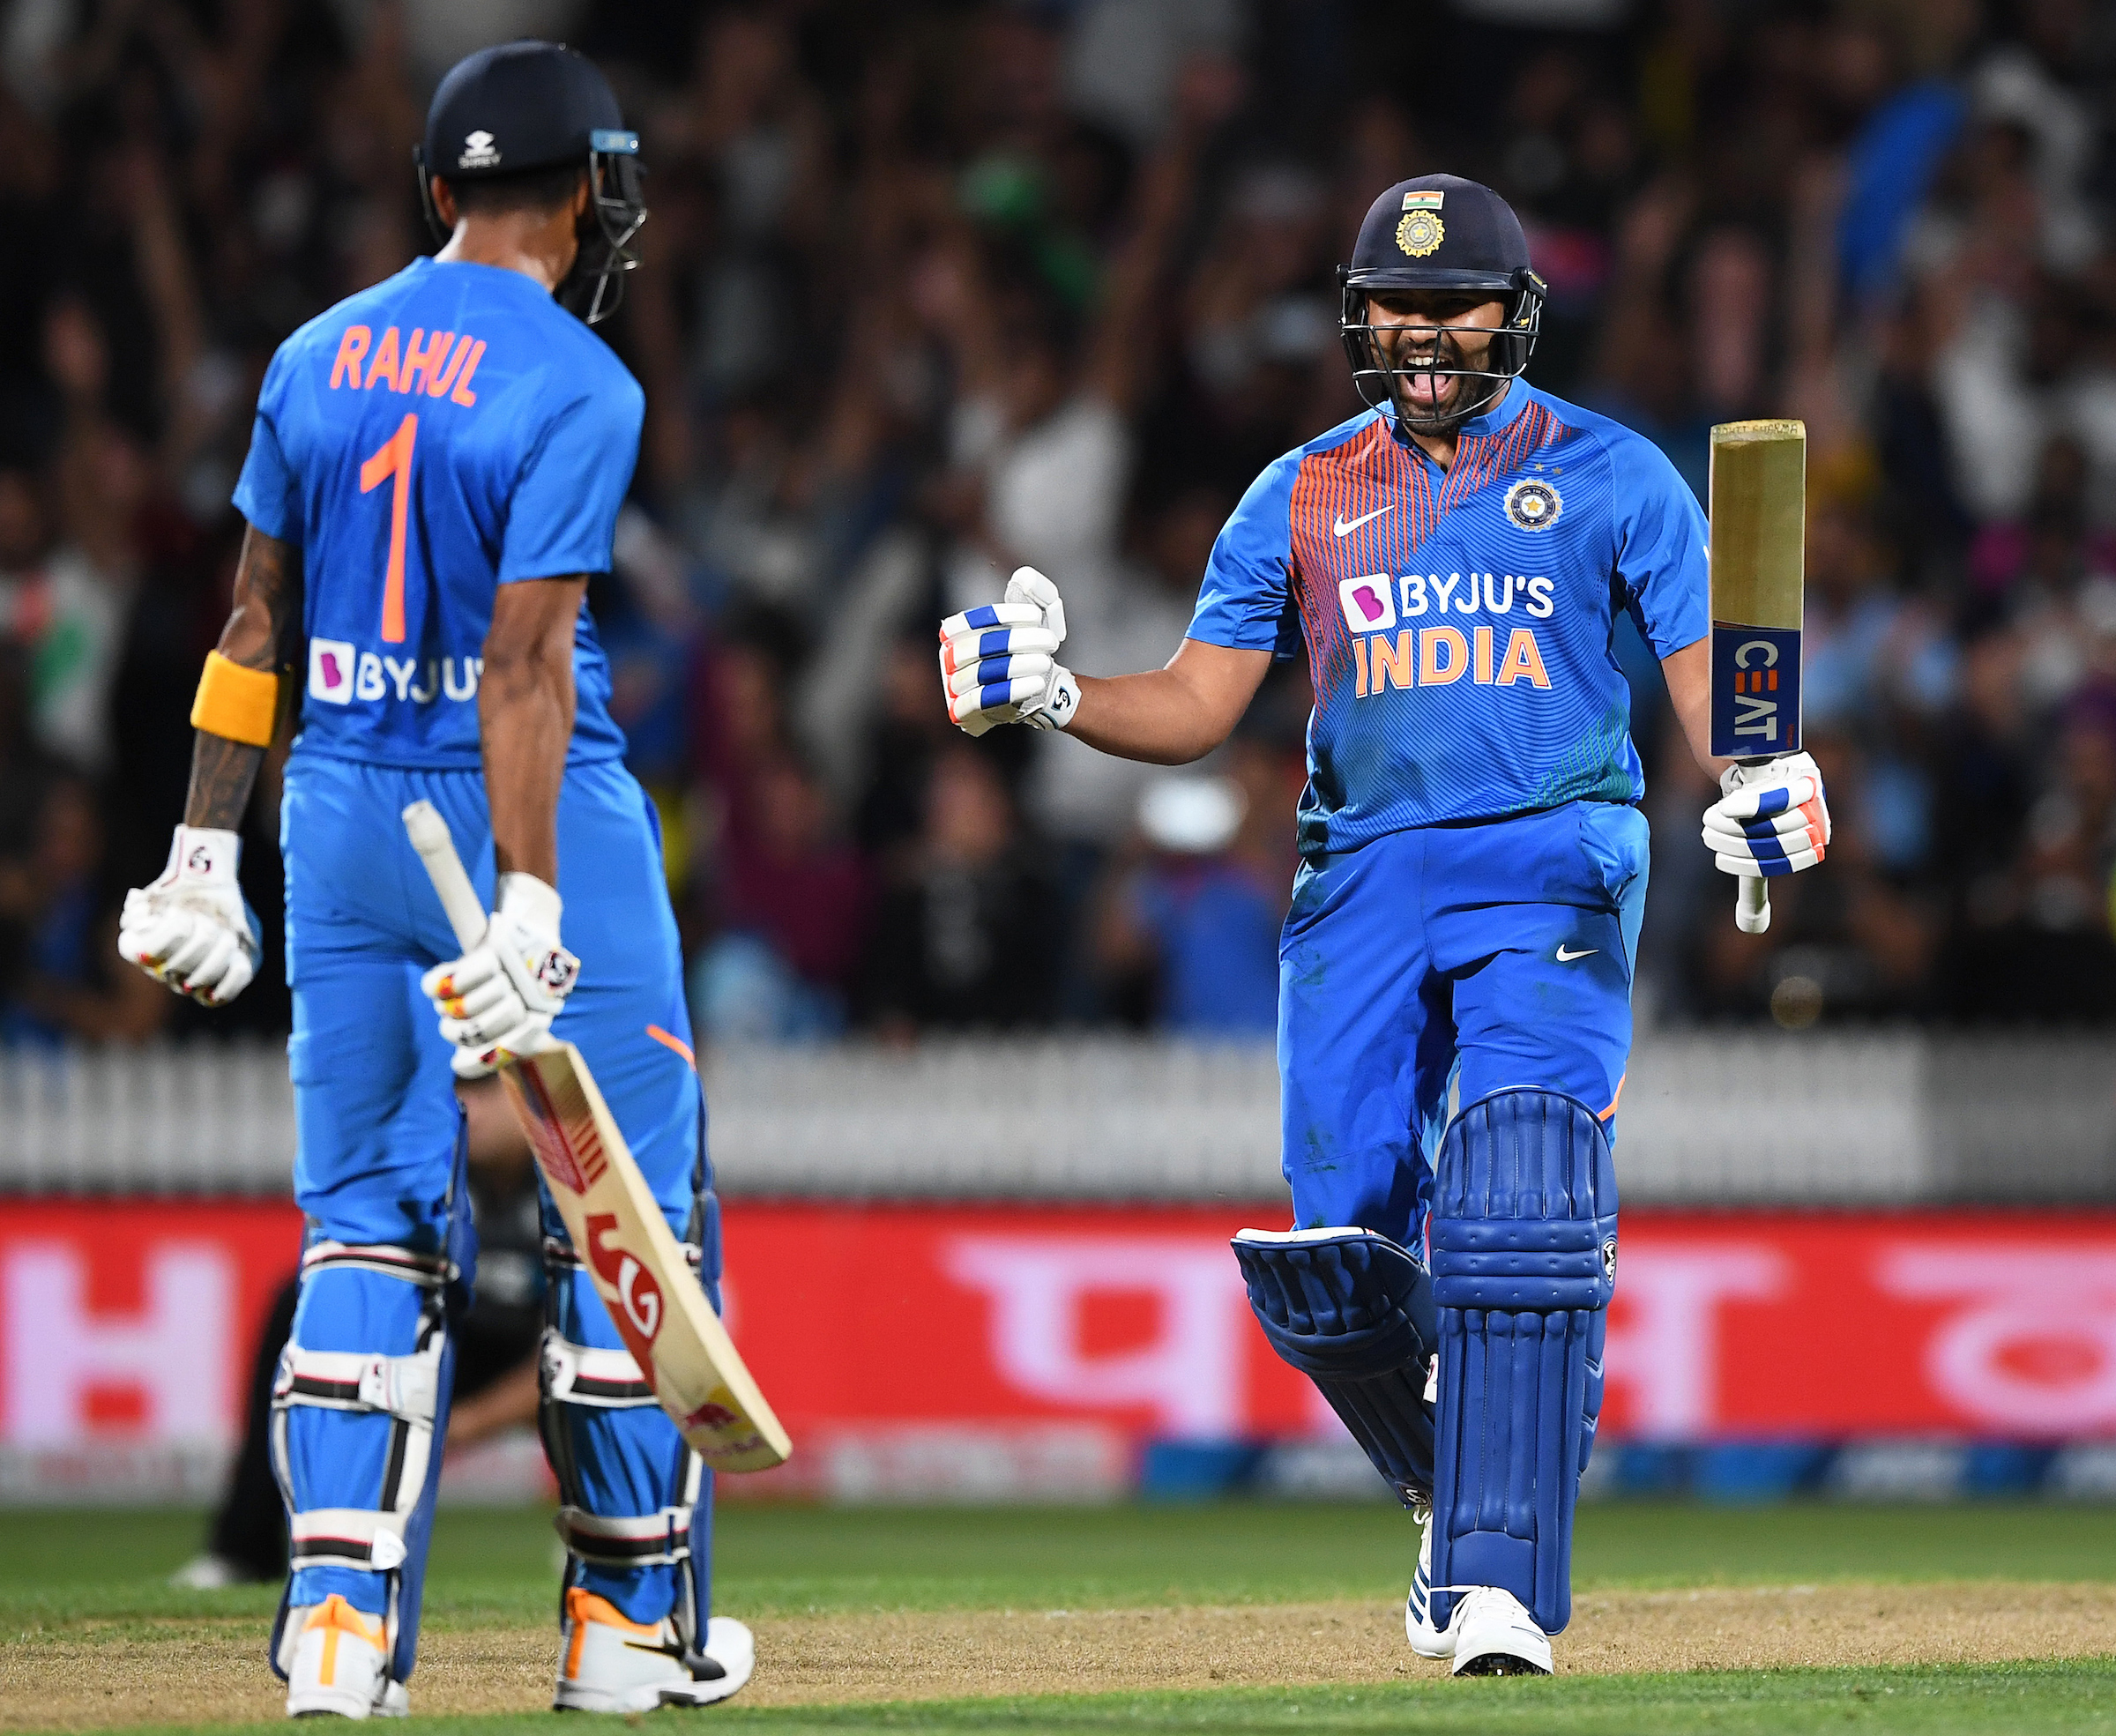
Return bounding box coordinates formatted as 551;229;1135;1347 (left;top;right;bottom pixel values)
6;1582;2114;1731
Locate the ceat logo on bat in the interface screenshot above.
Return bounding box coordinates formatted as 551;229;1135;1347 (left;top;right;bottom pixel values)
1338;574;1397;634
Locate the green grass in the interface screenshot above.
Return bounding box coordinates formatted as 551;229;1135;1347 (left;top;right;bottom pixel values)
10;1504;2116;1734
7;1501;2116;1629
93;1662;2116;1735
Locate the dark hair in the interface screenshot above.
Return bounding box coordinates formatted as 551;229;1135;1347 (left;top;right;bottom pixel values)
443;161;585;217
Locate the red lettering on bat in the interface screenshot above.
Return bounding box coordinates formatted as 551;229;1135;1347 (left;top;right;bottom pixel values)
510;1069;588;1194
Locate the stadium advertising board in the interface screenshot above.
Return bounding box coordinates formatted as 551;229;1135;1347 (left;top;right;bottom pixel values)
4;1201;2113;1499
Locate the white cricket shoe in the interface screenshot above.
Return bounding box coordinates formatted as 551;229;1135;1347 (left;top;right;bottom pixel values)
1404;1499;1451;1658
1446;1584;1553;1676
554;1586;755;1712
285;1593;409;1717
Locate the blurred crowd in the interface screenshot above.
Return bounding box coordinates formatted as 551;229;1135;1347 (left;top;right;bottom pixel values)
1;0;2112;1043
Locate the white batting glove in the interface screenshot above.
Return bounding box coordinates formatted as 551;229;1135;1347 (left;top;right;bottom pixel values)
1702;750;1831;879
117;825;262;1006
939;567;1081;736
419;873;578;1079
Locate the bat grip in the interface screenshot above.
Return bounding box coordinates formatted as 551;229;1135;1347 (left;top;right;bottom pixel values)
1736;875;1771;935
401;801;490;953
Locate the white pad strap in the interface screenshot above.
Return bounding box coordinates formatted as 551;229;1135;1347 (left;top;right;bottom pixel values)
274;1330;443;1579
302;1240;452;1288
276;1345;442;1422
555;1504;695;1568
541;1333;656;1409
289;1508;409;1572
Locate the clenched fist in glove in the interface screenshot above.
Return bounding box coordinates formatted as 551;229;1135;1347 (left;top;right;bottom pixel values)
419;873;578;1078
940;567;1081;736
118;825;263;1006
1702;750;1831;879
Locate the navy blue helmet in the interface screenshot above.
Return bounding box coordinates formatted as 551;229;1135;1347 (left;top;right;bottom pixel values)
414;41;646;325
1338;175;1546;428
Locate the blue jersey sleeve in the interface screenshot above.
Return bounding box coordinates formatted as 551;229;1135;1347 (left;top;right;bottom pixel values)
1609;429;1709;659
1186;452;1302;659
498;370;644;584
231;344;303;546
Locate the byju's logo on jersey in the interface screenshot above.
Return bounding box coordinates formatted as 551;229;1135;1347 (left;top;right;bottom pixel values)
458;130;502;170
309;637;483;706
310;638;355;704
1504;477;1561;532
1338;574;1397;634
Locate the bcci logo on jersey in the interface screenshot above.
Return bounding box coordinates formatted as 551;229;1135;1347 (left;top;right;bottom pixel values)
1503;477;1561;531
310;637;483;706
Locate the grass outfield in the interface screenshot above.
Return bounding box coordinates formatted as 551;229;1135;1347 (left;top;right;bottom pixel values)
89;1664;2116;1735
10;1501;2116;1621
5;1502;2114;1733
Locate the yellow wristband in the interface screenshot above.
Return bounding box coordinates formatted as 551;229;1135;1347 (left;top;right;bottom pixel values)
190;652;281;747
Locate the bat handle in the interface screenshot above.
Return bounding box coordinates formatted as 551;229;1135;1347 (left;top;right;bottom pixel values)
402;801;489;953
1736;875;1771;935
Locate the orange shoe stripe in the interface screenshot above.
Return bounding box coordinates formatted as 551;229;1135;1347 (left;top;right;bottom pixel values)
564;1599;589;1682
567;1584;666;1635
307;1591;383;1687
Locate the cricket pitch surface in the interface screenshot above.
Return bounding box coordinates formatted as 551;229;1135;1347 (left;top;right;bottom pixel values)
7;1504;2114;1734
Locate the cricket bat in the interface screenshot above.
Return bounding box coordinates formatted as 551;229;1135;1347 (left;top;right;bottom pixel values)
401;801;791;1473
1707;420;1806;936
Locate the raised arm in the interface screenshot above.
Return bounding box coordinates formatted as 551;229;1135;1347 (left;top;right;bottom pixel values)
479;577;585;883
1068;640;1273;766
939;570;1272;765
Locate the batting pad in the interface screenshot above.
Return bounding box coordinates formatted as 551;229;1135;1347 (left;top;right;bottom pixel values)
1428;1088;1617;1637
270;1251;455;1686
1232;1226;1437;1505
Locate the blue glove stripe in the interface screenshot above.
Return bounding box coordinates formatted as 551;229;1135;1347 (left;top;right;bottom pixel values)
978;629;1017;658
1750;786;1792;817
979;679;1014;710
965;605;1002;629
976;655;1014;682
1748;829;1791;867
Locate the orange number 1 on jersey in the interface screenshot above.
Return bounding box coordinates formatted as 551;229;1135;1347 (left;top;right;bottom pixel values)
360;413;418;644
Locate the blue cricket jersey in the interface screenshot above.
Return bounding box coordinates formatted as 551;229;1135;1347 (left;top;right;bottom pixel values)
1187;381;1709;854
233;257;643;770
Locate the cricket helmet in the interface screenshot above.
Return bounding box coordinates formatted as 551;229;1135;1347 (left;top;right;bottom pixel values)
414;40;646;325
1338;174;1546;428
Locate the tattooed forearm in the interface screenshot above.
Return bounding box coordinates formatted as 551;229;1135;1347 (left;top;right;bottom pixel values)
183;525;302;830
184;732;266;830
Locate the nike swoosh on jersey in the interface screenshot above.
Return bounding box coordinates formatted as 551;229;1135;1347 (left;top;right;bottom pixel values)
1332;504;1397;537
1554;944;1598;962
